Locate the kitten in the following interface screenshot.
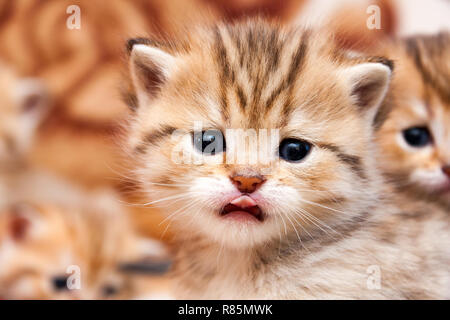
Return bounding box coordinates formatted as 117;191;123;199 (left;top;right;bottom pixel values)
0;63;170;299
125;20;450;299
376;33;450;209
0;66;79;213
0;196;166;299
0;62;49;207
0;63;48;172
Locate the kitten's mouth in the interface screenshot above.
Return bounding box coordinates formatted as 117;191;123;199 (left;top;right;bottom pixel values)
220;195;264;222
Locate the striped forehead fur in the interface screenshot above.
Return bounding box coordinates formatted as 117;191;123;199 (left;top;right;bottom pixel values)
125;19;393;118
405;32;450;104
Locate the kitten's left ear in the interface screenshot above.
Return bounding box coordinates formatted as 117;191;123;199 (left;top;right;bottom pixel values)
342;59;393;120
127;39;176;109
5;204;42;243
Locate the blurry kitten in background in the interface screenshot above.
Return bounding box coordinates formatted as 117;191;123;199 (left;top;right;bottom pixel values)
318;6;450;209
0;64;86;210
0;64;99;208
0;62;49;208
376;33;450;209
0;63;49;173
0;63;171;300
0;195;169;299
124;20;449;299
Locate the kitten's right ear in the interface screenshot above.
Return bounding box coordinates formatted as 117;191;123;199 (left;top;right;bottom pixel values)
5;204;41;243
118;238;171;275
341;59;393;122
127;39;176;109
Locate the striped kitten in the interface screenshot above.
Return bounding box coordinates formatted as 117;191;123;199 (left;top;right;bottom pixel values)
0;63;51;212
376;33;450;209
0;63;169;299
125;20;450;299
0;194;167;300
0;63;48;175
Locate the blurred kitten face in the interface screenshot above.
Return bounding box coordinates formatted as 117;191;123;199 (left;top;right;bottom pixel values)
127;23;391;248
0;204;139;299
379;92;450;195
0;66;48;165
377;34;450;200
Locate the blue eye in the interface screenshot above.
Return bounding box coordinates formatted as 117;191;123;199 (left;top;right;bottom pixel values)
279;139;312;162
193;130;225;155
402;127;432;147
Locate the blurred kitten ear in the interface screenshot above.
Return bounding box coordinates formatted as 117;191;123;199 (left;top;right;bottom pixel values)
118;238;171;275
342;60;393;119
16;79;50;125
128;39;176;109
5;204;41;243
135;237;169;258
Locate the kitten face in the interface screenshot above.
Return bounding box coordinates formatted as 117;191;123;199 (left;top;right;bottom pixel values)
0;64;48;166
377;34;450;200
127;22;392;248
0;203;144;299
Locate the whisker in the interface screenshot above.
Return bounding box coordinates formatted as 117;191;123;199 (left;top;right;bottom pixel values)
278;215;288;238
158;199;199;226
298;208;341;237
146;182;192;187
117;191;200;207
297;198;350;216
141;192;202;206
284;213;309;252
159;200;203;239
288;211;314;241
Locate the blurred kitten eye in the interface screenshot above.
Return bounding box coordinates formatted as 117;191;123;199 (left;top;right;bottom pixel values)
102;284;119;297
279;138;312;162
51;275;69;291
402;127;432;147
193;130;225;155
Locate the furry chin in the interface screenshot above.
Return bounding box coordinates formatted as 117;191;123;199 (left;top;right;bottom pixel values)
419;179;450;194
190;209;276;248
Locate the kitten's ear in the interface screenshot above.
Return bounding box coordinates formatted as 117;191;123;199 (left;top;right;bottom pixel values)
5;204;41;243
342;60;393;119
118;238;171;275
135;237;169;258
128;39;176;109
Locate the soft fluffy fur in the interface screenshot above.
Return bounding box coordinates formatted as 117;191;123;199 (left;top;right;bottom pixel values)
0;177;167;300
0;63;167;299
125;20;450;299
0;63;48;175
376;33;450;209
0;62;50;212
0;195;142;299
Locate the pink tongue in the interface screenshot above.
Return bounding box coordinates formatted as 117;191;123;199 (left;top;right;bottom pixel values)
230;195;257;209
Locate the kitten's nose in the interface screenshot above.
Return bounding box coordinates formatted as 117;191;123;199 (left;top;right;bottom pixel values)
230;175;265;193
442;165;450;178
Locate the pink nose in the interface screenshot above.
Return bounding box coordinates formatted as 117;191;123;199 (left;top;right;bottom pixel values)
230;175;265;193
